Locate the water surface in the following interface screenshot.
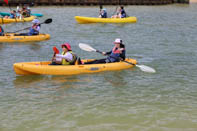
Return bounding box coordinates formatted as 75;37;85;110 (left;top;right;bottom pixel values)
0;4;197;131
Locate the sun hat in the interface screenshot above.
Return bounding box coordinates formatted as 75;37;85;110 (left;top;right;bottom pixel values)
32;19;40;24
114;38;122;44
61;43;72;51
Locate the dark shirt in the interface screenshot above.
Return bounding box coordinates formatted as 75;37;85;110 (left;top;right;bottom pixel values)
100;12;107;18
120;9;126;18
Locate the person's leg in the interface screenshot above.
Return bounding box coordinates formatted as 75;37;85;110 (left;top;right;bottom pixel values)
94;59;107;64
85;59;106;64
14;33;28;36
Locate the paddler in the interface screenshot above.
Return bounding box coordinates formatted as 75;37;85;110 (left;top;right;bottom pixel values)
85;38;125;64
16;19;40;36
50;43;82;65
0;25;4;36
99;8;107;18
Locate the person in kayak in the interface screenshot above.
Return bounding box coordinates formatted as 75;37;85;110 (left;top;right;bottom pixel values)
111;6;127;18
28;19;40;35
16;19;40;36
21;6;30;18
50;43;81;65
85;38;125;64
99;8;107;18
4;10;16;19
0;25;4;36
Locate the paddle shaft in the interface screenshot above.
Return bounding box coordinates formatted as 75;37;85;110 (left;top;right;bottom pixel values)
8;18;52;33
12;22;44;33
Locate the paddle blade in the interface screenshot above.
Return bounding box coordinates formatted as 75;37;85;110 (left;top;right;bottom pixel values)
44;18;52;24
100;5;103;10
79;43;97;52
17;6;19;11
4;0;8;5
136;64;156;73
53;46;59;54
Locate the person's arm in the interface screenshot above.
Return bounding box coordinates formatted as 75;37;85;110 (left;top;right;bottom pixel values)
106;50;112;55
60;52;73;61
33;26;40;32
120;49;125;60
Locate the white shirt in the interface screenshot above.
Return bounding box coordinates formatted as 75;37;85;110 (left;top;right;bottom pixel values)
55;52;73;62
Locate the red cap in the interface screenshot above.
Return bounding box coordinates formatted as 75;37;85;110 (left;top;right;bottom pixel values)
61;43;72;51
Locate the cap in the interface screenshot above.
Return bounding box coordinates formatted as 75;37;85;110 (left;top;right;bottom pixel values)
61;43;72;51
114;38;122;44
32;19;40;24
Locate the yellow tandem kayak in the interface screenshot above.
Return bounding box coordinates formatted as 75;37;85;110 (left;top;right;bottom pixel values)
0;16;36;24
0;33;50;42
75;16;137;24
13;58;137;75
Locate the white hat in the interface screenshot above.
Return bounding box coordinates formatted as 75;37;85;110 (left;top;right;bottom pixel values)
114;38;122;44
32;19;40;24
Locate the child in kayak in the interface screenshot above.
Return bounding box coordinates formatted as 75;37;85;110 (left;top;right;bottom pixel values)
0;25;4;36
111;6;127;18
85;38;125;64
50;43;81;65
16;19;40;36
4;10;16;19
21;6;30;18
28;19;40;35
99;8;107;18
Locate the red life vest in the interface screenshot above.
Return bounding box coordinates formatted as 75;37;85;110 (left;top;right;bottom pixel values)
112;46;121;54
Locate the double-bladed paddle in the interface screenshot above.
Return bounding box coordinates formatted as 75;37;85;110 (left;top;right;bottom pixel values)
79;43;156;73
8;18;52;33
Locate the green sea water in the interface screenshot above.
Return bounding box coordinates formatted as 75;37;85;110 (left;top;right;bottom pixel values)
0;4;197;131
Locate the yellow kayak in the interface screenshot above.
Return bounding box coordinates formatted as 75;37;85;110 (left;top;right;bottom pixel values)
13;58;137;75
0;33;50;42
75;16;137;24
0;16;36;24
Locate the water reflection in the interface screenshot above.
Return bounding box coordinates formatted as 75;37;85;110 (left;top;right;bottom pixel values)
0;43;3;51
13;75;86;89
13;75;46;88
0;42;42;55
103;70;129;87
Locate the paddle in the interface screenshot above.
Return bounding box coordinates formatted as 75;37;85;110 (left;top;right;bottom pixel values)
112;6;119;17
100;5;103;11
53;46;59;54
8;18;52;33
51;46;60;61
79;43;156;73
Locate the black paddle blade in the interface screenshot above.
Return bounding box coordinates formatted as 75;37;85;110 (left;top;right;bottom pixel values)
100;5;103;10
44;18;52;24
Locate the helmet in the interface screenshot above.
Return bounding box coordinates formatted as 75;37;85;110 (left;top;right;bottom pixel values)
32;19;40;24
61;43;72;51
114;38;122;44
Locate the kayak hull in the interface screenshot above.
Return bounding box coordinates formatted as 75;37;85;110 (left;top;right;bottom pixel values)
0;12;43;17
75;16;137;24
13;58;137;75
0;16;36;24
0;33;50;42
